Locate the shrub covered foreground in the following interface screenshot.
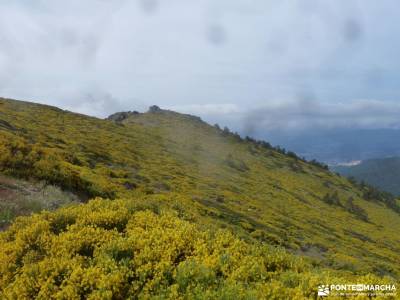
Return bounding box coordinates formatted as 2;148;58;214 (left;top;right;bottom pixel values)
0;199;396;299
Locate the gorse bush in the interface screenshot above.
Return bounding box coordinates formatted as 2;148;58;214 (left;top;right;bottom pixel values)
0;198;395;299
344;197;369;222
0;135;117;199
322;191;341;206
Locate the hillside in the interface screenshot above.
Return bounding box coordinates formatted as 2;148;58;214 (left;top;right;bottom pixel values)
333;157;400;196
0;98;399;298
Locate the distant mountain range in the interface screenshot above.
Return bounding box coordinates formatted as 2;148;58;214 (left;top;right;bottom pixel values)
257;128;400;164
332;157;400;196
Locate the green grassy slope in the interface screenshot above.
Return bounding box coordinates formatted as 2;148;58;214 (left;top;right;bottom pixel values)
0;174;81;229
0;97;399;287
333;157;400;196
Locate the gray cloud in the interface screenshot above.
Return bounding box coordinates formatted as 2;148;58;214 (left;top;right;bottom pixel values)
170;99;400;134
242;99;400;134
343;18;363;43
139;0;159;14
206;24;227;46
0;0;399;133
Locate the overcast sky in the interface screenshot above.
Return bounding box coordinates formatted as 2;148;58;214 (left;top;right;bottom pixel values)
1;0;400;133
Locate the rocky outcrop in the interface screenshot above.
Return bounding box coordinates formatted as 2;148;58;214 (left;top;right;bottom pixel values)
106;111;139;122
148;105;162;113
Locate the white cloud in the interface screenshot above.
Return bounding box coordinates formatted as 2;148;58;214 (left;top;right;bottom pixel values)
0;0;399;133
167;103;240;115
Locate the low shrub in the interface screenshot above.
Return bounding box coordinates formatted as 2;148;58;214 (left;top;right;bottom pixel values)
0;198;395;299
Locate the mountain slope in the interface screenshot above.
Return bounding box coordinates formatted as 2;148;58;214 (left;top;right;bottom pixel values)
333;157;400;196
0;98;399;297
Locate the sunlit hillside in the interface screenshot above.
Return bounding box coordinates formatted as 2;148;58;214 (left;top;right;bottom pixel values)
0;98;399;298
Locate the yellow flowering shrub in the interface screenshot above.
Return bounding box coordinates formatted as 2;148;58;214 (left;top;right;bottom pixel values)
0;198;396;299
